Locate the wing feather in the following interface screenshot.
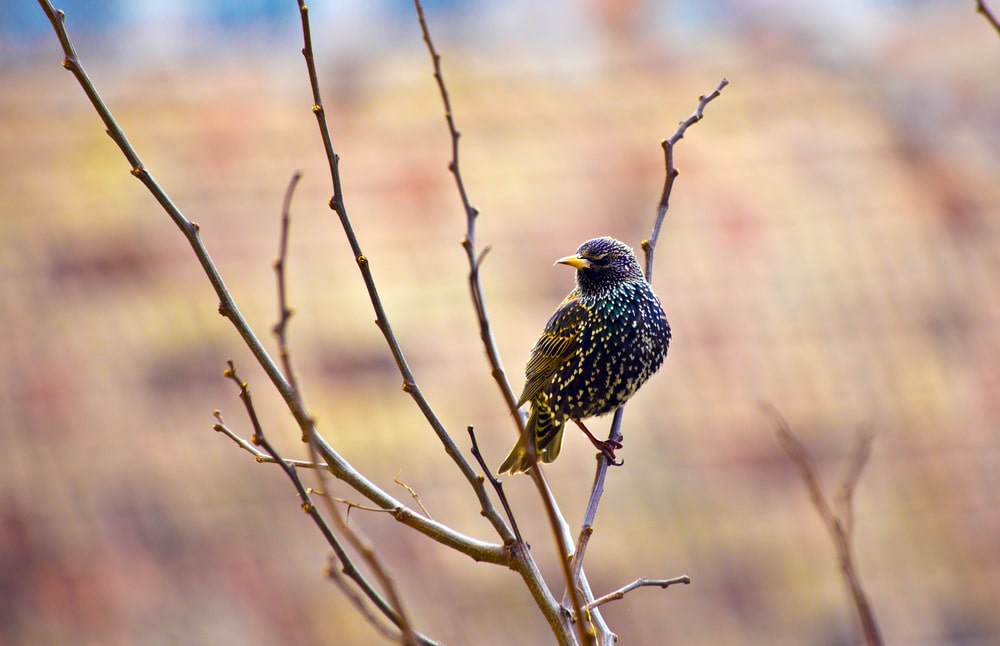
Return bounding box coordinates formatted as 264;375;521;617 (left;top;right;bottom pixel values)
517;291;589;407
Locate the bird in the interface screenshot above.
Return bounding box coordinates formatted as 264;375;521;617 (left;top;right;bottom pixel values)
498;236;671;475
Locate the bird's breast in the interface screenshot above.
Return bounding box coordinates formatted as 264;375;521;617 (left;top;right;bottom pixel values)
547;284;669;419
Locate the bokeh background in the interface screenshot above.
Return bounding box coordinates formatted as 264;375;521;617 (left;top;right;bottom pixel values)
3;1;999;644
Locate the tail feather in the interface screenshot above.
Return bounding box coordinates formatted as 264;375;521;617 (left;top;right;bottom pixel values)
497;402;567;475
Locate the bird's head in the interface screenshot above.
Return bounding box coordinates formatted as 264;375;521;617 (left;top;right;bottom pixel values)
555;237;645;294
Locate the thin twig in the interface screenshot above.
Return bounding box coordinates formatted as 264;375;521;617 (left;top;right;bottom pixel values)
263;166;421;644
835;426;875;540
216;400;432;646
219;362;428;645
305;436;421;646
586;576;692;612
563;526;620;645
37;7;506;641
412;2;587;642
410;0;524;468
410;0;508;410
581;77;728;537
273;171;303;397
325;560;403;642
582;408;623;529
977;0;1000;37
213;416;318;467
394;471;433;520
765;404;883;646
294;0;514;548
644;77;730;281
306;489;395;516
467;427;523;545
272;169;417;640
570;80;727;641
413;4;520;419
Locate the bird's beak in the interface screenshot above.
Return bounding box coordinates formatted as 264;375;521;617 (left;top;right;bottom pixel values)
555;254;591;269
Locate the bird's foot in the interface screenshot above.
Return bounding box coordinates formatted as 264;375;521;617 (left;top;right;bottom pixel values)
572;419;624;466
593;439;624;467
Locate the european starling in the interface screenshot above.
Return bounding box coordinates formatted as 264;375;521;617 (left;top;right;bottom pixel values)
498;236;671;475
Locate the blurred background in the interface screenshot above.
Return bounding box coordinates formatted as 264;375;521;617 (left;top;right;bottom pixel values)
2;0;999;644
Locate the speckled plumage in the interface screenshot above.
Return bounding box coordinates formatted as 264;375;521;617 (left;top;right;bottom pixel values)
499;237;671;475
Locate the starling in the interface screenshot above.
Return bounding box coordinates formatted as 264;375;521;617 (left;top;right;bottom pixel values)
498;236;671;475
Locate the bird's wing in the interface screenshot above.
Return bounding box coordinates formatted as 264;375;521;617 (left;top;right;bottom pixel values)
517;291;589;408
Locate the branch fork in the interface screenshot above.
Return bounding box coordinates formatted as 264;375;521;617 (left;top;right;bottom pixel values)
38;0;727;642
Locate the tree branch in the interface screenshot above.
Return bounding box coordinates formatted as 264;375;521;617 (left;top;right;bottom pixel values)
584;78;729;527
765;404;883;646
264;181;422;645
305;436;421;646
467;427;523;544
412;1;519;419
216;364;427;645
579;76;728;575
272;171;303;396
644;77;729;281
37;1;716;642
412;3;589;642
976;0;1000;38
325;559;405;643
38;0;507;570
213;418;317;468
293;0;514;549
586;576;692;613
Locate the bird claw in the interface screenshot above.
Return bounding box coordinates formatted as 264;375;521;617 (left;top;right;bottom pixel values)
571;418;625;466
593;439;624;466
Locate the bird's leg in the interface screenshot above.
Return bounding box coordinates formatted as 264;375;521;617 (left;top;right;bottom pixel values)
571;418;624;466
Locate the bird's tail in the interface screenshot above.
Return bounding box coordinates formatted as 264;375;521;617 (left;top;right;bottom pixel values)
497;404;566;475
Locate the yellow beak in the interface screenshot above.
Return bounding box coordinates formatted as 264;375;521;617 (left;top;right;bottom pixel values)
555;254;591;269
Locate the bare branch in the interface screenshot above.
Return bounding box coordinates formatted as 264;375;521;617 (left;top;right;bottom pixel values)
293;0;514;548
325;558;406;643
765;404;883;646
307;489;394;516
977;0;1000;38
217;398;463;642
219;362;428;645
273;171;303;395
568;525;594;584
304;439;421;646
213;414;317;468
394;471;433;520
410;0;528;477
644;77;729;282
264;160;420;645
836;426;875;539
413;0;520;419
586;576;692;613
580;76;729;559
412;2;587;642
530;466;594;644
768;405;838;531
410;0;525;470
467;427;523;545
568;81;726;628
37;14;510;643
